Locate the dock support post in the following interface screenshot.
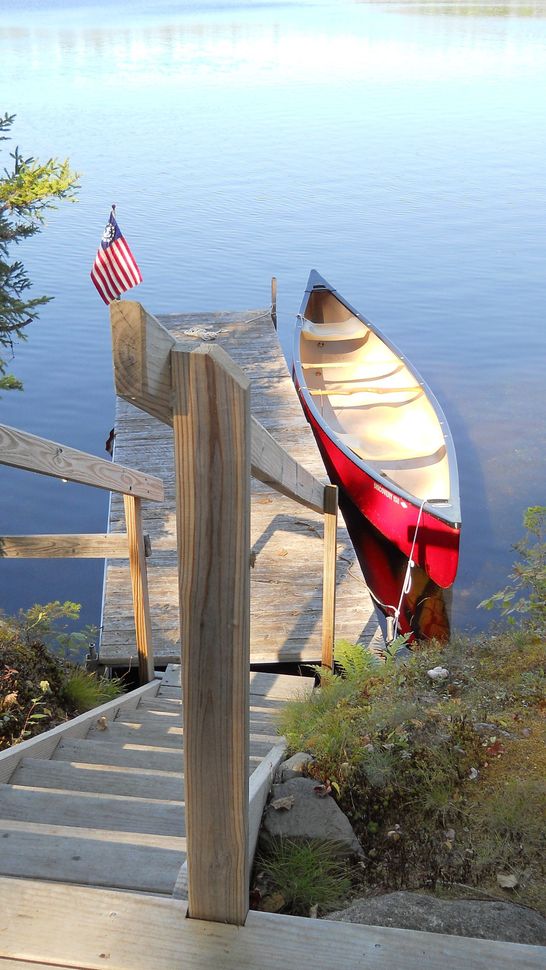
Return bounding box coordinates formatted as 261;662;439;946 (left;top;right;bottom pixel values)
123;494;155;684
322;484;338;670
172;343;251;926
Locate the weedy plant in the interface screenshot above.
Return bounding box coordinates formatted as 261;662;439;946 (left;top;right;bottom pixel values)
255;838;352;916
61;669;125;713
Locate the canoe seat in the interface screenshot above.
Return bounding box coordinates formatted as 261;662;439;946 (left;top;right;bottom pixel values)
309;384;421;397
301;360;399;371
338;433;431;463
301;315;368;342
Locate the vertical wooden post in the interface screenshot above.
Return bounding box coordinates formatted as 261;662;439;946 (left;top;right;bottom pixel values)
271;276;277;330
172;343;251;926
123;494;154;684
322;484;338;670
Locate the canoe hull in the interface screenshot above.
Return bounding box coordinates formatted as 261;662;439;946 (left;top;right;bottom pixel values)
296;385;460;590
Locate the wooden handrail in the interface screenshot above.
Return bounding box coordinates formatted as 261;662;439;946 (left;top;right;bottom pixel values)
0;533;150;559
0;423;163;501
109;301;327;512
250;416;325;514
0;421;162;686
123;495;155;684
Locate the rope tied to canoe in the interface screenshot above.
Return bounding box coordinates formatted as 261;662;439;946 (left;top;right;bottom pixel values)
391;496;429;643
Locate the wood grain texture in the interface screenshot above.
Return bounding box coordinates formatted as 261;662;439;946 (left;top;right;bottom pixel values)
110;300;176;426
250;415;325;513
321;483;338;669
0;877;542;970
172;344;251;925
123;495;154;683
173;738;287;901
0;423;163;501
0;533;132;559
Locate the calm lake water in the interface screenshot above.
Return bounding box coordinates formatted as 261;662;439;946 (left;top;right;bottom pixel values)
1;0;545;637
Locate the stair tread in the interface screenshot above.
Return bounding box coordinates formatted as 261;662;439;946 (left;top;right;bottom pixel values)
52;737;274;772
53;737;184;770
11;759;185;800
0;819;184;893
0;782;185;837
85;721;279;749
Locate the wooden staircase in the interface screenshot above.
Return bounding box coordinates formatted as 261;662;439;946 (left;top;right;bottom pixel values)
0;666;314;896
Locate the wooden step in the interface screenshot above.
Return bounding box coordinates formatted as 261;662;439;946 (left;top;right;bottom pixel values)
160;666;315;701
0;783;185;836
135;701;184;716
113;709;281;733
2;876;541;970
52;737;268;773
85;721;279;749
10;758;185;801
135;700;285;722
52;736;184;770
85;720;185;746
0;819;184;893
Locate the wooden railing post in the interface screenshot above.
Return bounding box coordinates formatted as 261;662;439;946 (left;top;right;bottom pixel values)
123;494;154;685
322;484;338;670
171;343;251;926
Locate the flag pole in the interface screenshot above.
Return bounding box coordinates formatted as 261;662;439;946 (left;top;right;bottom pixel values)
111;203;122;299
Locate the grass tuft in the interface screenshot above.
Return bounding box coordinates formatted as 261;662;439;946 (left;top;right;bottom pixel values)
61;669;125;713
255;838;352;916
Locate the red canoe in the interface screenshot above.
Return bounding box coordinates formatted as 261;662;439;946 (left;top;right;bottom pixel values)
293;271;461;593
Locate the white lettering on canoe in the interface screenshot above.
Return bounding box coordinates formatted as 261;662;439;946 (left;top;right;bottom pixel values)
374;481;408;509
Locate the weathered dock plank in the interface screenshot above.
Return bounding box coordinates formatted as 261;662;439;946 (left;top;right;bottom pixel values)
100;308;380;667
0;877;542;970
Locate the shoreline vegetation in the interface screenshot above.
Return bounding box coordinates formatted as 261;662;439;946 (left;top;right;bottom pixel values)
255;507;545;918
0;601;124;749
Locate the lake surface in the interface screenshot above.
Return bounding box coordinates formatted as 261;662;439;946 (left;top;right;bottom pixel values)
1;0;545;637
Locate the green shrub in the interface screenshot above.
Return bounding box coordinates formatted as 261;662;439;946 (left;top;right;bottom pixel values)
0;602;121;748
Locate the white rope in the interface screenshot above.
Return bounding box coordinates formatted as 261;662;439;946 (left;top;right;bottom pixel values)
181;307;273;341
392;496;429;642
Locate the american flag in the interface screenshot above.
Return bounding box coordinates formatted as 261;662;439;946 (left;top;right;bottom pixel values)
90;207;142;304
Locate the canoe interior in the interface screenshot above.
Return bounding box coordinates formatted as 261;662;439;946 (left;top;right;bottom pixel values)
300;288;450;505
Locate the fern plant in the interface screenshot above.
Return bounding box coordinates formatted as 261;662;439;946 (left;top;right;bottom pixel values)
335;638;378;681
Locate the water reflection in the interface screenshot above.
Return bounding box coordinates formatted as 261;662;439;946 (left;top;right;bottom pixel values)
339;492;451;643
398;2;546;17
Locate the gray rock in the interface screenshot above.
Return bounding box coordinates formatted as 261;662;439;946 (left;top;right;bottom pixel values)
260;777;363;859
326;891;546;945
276;752;314;782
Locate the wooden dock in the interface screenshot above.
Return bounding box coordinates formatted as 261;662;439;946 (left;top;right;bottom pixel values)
100;307;382;669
